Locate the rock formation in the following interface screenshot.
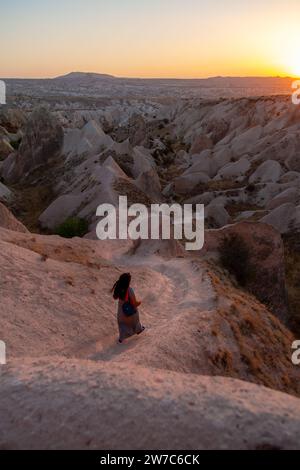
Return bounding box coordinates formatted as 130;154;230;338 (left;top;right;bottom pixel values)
1;107;63;184
1;90;300;450
201;221;288;322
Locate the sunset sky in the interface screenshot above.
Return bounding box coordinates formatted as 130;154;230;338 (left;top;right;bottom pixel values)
1;0;300;78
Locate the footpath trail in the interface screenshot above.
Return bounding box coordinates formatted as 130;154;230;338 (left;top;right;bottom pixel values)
82;252;217;364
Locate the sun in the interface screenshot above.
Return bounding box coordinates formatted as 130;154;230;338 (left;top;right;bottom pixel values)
280;45;300;77
287;60;300;78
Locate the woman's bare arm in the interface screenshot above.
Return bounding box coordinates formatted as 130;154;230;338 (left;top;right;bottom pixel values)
129;288;142;308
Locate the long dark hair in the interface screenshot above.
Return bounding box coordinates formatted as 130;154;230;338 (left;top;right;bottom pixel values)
112;273;131;300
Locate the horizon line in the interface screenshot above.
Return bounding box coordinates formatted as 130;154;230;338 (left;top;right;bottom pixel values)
0;72;299;81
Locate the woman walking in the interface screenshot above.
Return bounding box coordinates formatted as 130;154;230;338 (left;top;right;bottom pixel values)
112;273;145;343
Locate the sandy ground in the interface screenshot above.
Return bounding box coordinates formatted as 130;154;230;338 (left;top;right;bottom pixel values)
1;224;300;449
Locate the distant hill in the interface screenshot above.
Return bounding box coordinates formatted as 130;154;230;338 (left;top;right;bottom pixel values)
51;73;296;89
2;72;296;87
53;72;116;84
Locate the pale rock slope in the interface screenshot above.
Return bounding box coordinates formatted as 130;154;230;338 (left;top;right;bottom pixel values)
35;120;162;229
0;182;12;202
169;96;300;234
0;202;28;232
2;96;300;235
201;221;288;321
1;107;63;184
0;213;300;449
1;359;300;450
1;94;300;449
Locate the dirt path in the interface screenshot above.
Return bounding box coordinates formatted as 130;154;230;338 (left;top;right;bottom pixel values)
81;253;216;362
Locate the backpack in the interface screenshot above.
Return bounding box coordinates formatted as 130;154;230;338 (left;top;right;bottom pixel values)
122;289;137;317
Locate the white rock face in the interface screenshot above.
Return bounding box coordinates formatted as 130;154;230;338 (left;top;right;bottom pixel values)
267;187;300;210
190;134;213;154
230;125;263;156
184;152;218;178
206;203;231;228
0;181;12;201
135;168;162;201
214;156;250;181
38;115;162;228
174;149;190;167
253;183;284;207
39;194;84;230
39;153;133;229
132;146;156;178
213;147;233;171
280;171;300;183
261;203;300;233
63;120;113;160
249;160;283;184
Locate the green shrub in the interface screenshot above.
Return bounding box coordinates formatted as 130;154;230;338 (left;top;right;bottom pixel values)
220;234;254;286
55;217;89;239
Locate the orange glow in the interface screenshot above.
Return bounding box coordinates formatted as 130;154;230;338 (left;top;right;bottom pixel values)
1;1;300;79
281;49;300;78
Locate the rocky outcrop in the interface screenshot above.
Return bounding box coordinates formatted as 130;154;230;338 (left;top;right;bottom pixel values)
174;171;210;194
0;106;26;133
1;209;300;450
214;156;250;181
2;88;300;451
249;160;283;184
205;203;231;228
63;120;113;161
190;134;213;154
0;182;12;202
266;187;300;211
261;203;300;234
1;359;300;450
169;96;300;229
127;114;148;146
184;150;218;178
230;126;263;156
1;107;63;184
135;167;162;202
201;221;288;322
38;194;84;230
0;203;28;232
38;155;129;229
